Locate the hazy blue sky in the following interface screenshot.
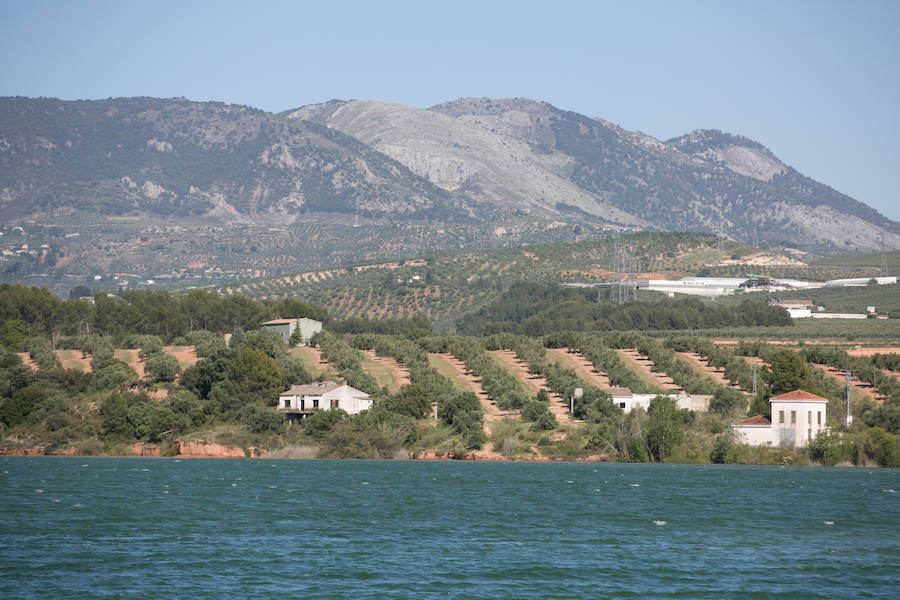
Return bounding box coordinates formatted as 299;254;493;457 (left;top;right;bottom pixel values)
2;0;898;220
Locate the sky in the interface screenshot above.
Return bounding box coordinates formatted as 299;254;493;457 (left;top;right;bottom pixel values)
2;0;898;221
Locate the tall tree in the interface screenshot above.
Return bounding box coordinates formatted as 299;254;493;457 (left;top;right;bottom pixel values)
764;350;814;396
646;395;684;462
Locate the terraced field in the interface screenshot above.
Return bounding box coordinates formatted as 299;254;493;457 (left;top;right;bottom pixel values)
812;363;887;406
18;347;198;379
545;348;612;390
289;346;333;380
615;349;681;392
219;232;734;327
427;353;513;455
360;350;410;393
489;350;571;424
676;351;749;395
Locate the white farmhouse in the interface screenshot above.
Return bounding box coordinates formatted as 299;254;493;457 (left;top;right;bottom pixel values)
609;388;710;413
732;389;828;448
277;381;372;424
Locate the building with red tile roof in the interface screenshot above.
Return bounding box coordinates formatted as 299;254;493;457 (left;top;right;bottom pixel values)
732;389;828;448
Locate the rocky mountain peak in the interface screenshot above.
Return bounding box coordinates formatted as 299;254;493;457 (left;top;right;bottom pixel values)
666;128;786;181
281;99;348;124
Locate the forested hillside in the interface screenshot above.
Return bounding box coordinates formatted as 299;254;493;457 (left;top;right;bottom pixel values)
1;282;897;465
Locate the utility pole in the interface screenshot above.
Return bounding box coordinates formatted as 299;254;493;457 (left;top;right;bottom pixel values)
845;370;853;427
752;363;757;398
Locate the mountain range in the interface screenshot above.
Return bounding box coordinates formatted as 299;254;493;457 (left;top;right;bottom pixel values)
1;95;897;252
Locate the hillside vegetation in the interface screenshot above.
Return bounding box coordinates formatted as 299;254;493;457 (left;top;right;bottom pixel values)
2;282;898;466
222;232;735;327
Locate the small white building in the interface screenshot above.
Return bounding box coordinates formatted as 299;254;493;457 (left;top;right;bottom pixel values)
277;381;372;423
608;388;709;413
732;389;828;448
261;317;322;345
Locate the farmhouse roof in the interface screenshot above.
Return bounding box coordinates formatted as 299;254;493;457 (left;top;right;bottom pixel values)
281;381;344;396
769;390;829;403
738;415;772;426
608;387;632;397
262;318;296;325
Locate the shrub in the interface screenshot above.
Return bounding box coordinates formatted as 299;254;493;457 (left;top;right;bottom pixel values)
144;352;180;383
241;404;285;434
303;408;349;438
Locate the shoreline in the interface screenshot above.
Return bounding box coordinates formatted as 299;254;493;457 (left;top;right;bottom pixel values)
0;445;869;467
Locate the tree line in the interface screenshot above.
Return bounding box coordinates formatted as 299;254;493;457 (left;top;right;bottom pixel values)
456;282;792;336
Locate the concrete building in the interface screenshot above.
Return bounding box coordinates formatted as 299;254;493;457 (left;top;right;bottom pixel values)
608;388;710;413
732;390;828;448
277;381;372;424
260;317;322;345
567;277;825;298
825;276;897;287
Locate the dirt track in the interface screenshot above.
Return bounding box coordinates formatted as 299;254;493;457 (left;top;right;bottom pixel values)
846;347;900;357
361;349;411;392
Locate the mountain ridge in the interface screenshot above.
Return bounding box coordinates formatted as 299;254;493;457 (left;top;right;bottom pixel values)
2;95;898;253
289;96;899;250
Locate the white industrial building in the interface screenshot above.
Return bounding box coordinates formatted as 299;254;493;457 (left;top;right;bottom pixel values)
824;276;897;287
568;277;826;298
732;390;828;448
277;381;372;423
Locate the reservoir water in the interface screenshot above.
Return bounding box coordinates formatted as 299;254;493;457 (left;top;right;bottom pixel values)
1;458;898;599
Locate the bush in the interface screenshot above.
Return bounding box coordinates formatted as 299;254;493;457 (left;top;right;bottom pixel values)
0;386;47;427
241;404;285;434
807;429;842;465
382;384;431;418
303;409;349;438
710;431;736;464
144;352;180;383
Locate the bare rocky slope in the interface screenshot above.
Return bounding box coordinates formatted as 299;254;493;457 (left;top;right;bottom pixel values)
289;97;899;251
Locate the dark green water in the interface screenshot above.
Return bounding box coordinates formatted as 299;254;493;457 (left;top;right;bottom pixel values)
1;458;898;599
